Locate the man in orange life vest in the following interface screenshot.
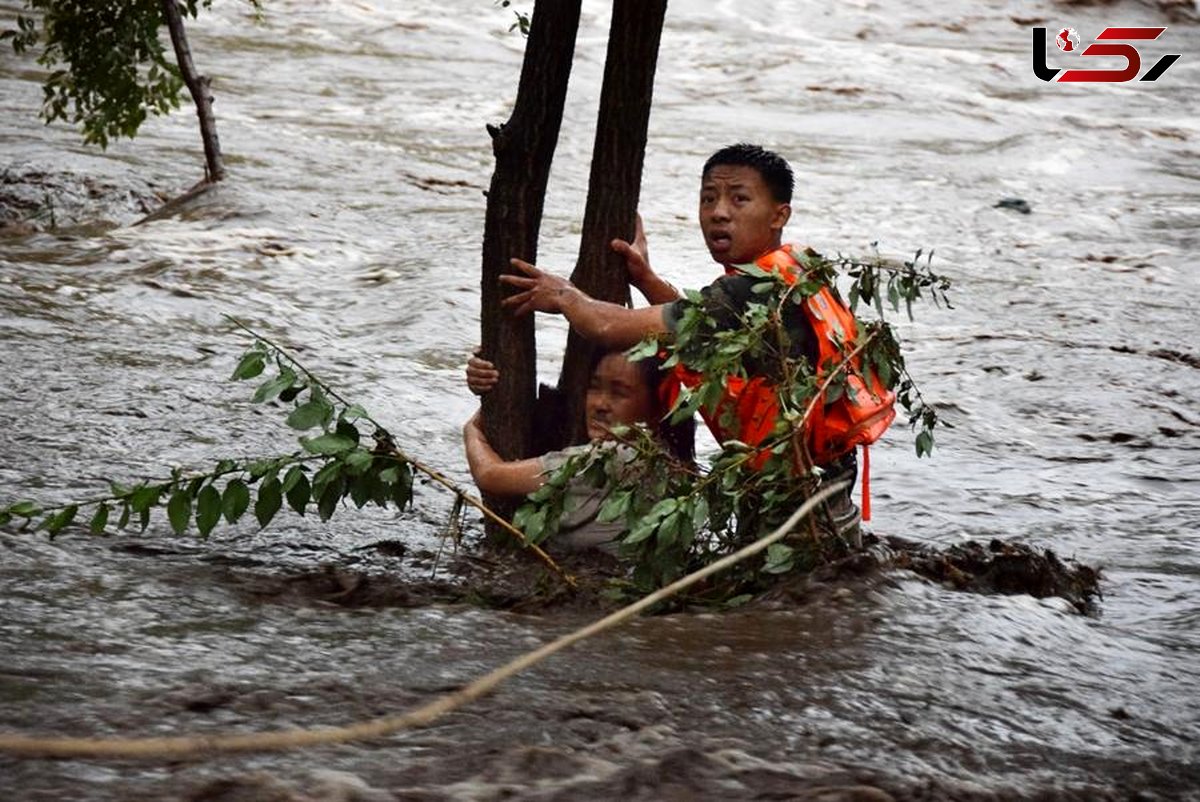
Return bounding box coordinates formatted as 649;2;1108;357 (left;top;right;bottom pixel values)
501;143;864;540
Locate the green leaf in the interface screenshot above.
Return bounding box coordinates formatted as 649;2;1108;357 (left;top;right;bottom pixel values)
231;350;266;380
222;479;251;523
390;463;413;509
286;396;333;429
343;449;373;475
370;472;391;508
247;459;277;481
915;430;934;458
311;461;341;494
317;478;344;521
624;519;658;545
255;476;282;528
129;485;162;514
625;338;660;362
301;433;356;456
656;512;682;550
0;512;11;527
251;366;298;404
669;386;704;424
285;472;310;515
598;490;633;524
287;396;334;430
736;262;772;278
44;505;77;537
280;465;307;493
341;404;368;422
518;506;547;543
763;543;795;574
512;502;534;531
117;502;131;530
167;490;191;535
876;355;894;389
195;485;222;538
349;474;374;508
647;497;679;521
9;501;41;517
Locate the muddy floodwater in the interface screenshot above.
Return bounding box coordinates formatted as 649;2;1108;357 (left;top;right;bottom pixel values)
1;0;1199;799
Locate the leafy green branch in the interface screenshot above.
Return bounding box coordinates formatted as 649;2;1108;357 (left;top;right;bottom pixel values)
3;1;251;148
830;245;953;321
815;245;950;454
1;318;575;585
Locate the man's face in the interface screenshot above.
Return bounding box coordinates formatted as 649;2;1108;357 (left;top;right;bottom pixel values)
699;164;791;266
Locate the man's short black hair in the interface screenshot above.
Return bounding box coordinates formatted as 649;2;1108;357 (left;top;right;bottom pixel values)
702;143;794;204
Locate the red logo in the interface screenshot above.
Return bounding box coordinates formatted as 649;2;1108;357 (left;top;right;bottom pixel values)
1033;27;1181;82
1056;28;1080;52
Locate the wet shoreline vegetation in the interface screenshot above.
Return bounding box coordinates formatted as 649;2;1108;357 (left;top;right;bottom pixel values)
208;532;1101;618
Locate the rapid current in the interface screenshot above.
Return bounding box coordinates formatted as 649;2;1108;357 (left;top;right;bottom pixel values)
1;0;1198;799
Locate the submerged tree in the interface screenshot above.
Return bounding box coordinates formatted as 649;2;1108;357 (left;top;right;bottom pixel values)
478;0;670;486
557;0;668;446
477;0;583;527
3;0;253;185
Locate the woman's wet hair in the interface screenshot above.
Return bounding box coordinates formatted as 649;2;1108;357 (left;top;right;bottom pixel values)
703;143;794;205
588;348;696;463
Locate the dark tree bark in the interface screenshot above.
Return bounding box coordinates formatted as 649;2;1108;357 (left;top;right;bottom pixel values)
557;0;669;445
479;0;582;529
160;0;224;183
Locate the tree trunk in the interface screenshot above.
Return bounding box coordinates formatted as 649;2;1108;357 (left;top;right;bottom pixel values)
479;0;582;532
557;0;668;445
160;0;224;183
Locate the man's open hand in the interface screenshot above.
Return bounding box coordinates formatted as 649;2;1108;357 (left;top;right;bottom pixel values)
500;258;577;316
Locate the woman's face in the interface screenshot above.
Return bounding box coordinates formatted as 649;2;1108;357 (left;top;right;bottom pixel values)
585;353;656;441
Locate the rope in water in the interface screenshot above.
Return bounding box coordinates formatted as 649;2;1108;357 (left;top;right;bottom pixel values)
0;481;847;760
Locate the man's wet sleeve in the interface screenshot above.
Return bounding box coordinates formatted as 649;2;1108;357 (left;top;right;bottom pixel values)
662;299;685;333
661;276;750;334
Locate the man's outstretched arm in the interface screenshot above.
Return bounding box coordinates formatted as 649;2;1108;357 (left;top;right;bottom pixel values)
501;258;668;349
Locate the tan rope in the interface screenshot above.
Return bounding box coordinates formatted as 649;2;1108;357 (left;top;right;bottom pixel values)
0;481;847;760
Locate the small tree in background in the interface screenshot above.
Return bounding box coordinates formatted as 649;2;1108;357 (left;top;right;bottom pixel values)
3;0;259;185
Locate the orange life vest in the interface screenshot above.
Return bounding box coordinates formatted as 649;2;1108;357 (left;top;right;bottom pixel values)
664;245;896;517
